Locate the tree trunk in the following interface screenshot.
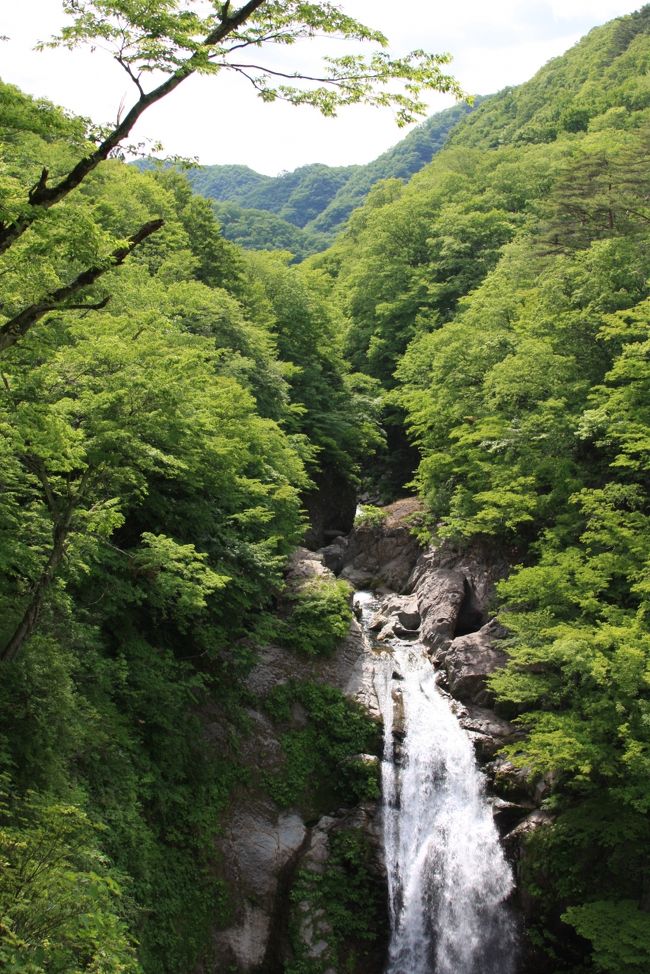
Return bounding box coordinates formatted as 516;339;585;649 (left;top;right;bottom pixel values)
1;519;70;662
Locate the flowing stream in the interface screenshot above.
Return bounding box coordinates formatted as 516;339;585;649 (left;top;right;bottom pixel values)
355;591;517;974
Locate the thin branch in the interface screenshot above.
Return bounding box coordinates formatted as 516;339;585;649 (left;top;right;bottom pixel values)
0;219;163;355
116;53;145;97
225;62;391;84
0;0;268;255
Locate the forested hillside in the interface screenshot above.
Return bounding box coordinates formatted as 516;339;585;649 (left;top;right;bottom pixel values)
170;102;475;257
311;5;650;971
3;2;650;973
0;67;390;969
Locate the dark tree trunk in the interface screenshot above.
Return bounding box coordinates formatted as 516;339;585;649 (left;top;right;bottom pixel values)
1;520;69;662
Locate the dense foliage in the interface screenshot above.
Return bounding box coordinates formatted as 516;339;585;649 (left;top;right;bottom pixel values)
0;62;382;971
315;6;650;970
287;828;386;974
264;681;380;813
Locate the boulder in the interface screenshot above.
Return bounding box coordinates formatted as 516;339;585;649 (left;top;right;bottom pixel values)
435;619;508;706
286;546;332;589
457;702;521;760
320;536;349;575
490;796;537;835
413;565;469;649
503;808;554;861
340;499;424;592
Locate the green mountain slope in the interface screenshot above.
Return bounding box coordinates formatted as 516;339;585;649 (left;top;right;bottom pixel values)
449;4;650;148
210;199;331;260
183;100;476;254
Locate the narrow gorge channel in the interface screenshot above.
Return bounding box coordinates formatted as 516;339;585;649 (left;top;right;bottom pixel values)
355;590;518;974
212;502;546;973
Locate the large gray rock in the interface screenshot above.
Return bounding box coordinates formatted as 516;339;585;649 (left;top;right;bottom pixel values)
286;545;332;587
435;619;509;706
365;592;422;644
212;805;308;971
456;701;521;759
340;499;424;592
413;564;470;650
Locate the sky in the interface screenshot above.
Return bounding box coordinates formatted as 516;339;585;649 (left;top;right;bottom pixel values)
0;0;644;175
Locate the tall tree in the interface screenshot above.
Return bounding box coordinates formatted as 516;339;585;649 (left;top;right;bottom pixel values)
0;0;461;256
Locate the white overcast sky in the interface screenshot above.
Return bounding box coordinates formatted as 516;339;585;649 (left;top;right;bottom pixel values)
0;1;644;175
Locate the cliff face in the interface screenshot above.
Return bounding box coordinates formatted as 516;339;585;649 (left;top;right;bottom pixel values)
209;500;549;973
203;548;386;974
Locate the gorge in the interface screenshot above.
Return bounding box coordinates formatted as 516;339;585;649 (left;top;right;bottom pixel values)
2;5;650;974
208;502;548;973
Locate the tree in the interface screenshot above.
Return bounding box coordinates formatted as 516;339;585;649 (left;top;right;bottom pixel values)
0;1;461;356
1;0;461;255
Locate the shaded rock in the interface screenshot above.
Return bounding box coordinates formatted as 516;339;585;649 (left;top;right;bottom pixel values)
302;465;357;550
488;757;558;805
320;536;349;575
504;809;554;860
504;809;556;948
393;623;420;640
397;608;421;631
340;499;424;592
488;758;533;801
436;619;508;706
490;797;537;835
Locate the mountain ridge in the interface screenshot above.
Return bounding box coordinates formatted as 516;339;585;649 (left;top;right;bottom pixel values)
140;99;479;257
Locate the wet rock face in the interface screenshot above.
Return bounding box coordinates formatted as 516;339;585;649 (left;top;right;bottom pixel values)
205;548;384;973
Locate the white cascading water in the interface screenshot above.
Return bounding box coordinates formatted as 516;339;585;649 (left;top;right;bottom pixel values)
356;592;517;974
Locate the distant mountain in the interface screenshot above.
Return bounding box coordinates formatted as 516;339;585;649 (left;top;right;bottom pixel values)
209;200;331;261
178;100;480;256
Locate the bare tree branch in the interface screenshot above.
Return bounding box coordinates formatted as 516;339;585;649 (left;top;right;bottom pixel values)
0;0;268;255
0;218;163;355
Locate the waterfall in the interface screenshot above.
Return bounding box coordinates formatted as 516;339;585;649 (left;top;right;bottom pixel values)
356;592;517;974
